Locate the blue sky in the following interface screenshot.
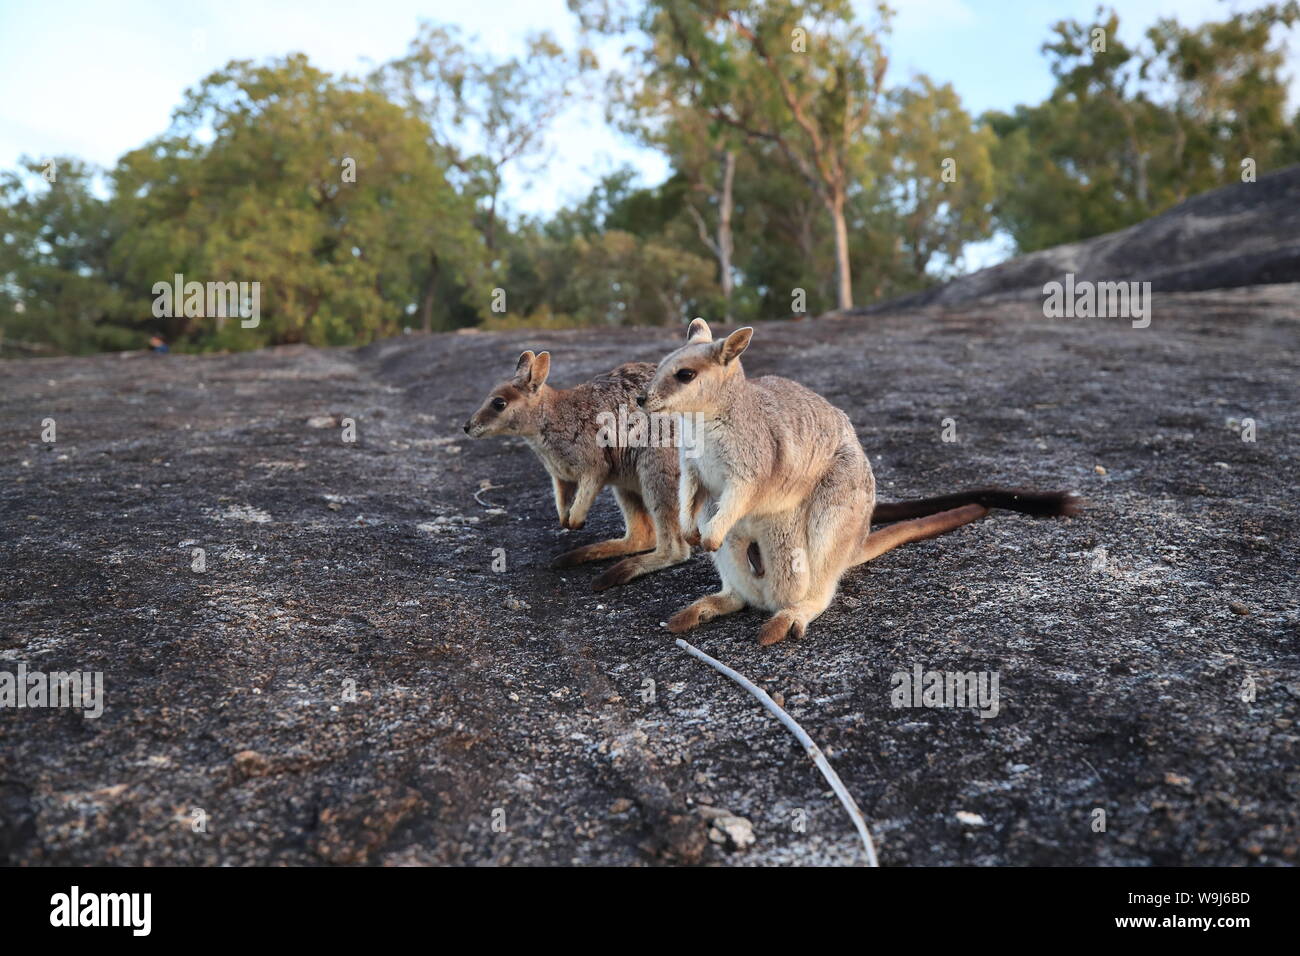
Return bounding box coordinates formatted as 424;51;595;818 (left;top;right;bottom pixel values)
0;0;1292;240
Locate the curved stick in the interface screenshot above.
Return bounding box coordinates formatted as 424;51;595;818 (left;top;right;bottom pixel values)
675;637;879;867
473;482;503;510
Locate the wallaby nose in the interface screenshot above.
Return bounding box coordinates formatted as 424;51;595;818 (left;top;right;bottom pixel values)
636;394;647;407
462;423;471;433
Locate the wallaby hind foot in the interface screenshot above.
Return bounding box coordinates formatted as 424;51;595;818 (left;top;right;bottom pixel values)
591;451;693;590
757;611;804;646
551;487;655;569
593;541;690;592
551;538;652;569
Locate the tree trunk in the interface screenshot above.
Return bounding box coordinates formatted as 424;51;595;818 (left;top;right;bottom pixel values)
717;150;736;317
485;173;500;253
828;192;853;312
418;251;440;333
797;202;815;262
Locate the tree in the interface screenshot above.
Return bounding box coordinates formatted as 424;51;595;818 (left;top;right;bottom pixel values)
639;0;891;312
872;76;995;287
602;32;744;316
988;3;1300;252
375;24;593;256
0;158;133;355
661;110;739;316
490;168;719;327
109;55;483;348
1147;1;1300;190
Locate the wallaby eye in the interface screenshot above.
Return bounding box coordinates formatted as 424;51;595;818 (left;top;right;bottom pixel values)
491;397;507;411
675;368;697;383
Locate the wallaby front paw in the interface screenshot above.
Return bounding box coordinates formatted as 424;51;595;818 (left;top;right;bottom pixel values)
682;526;701;546
699;531;724;552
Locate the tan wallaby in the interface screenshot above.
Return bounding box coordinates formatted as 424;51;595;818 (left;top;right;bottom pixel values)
464;351;691;591
640;319;1078;645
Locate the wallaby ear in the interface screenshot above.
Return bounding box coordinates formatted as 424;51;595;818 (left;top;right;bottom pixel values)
530;351;551;390
513;350;535;386
687;317;713;343
717;326;753;364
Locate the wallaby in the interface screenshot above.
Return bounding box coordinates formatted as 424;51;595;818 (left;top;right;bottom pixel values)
639;319;1078;646
463;351;692;591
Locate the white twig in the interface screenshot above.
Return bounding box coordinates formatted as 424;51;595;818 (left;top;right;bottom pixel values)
473;482;503;510
675;637;879;867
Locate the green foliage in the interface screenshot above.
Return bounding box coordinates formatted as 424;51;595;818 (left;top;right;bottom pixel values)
3;2;1297;356
0;159;134;355
494;196;718;327
565;229;717;325
109;55;484;349
632;0;894;310
863;77;996;296
988;3;1300;252
374;22;593;254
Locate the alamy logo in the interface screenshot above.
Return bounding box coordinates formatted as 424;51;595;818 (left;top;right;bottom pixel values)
1;663;103;718
152;273;261;328
891;663;1000;718
50;886;151;936
1042;273;1151;328
595;409;706;459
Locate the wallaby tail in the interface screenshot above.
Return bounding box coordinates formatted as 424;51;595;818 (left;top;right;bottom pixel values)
855;504;990;565
871;487;1081;524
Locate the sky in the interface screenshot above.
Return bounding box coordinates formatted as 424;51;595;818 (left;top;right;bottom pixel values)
0;0;1294;268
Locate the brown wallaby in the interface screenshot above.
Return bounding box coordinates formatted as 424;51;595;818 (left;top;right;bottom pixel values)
463;351;691;591
640;319;1078;646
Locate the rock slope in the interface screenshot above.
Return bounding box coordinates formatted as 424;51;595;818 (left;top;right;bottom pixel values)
1;285;1297;865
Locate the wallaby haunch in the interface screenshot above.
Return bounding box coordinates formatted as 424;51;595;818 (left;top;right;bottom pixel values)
464;351;691;591
640;319;1078;646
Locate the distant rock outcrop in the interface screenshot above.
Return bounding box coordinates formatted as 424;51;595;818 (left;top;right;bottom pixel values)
857;163;1300;313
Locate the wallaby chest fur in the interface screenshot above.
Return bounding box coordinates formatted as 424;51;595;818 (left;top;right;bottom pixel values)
690;375;874;521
